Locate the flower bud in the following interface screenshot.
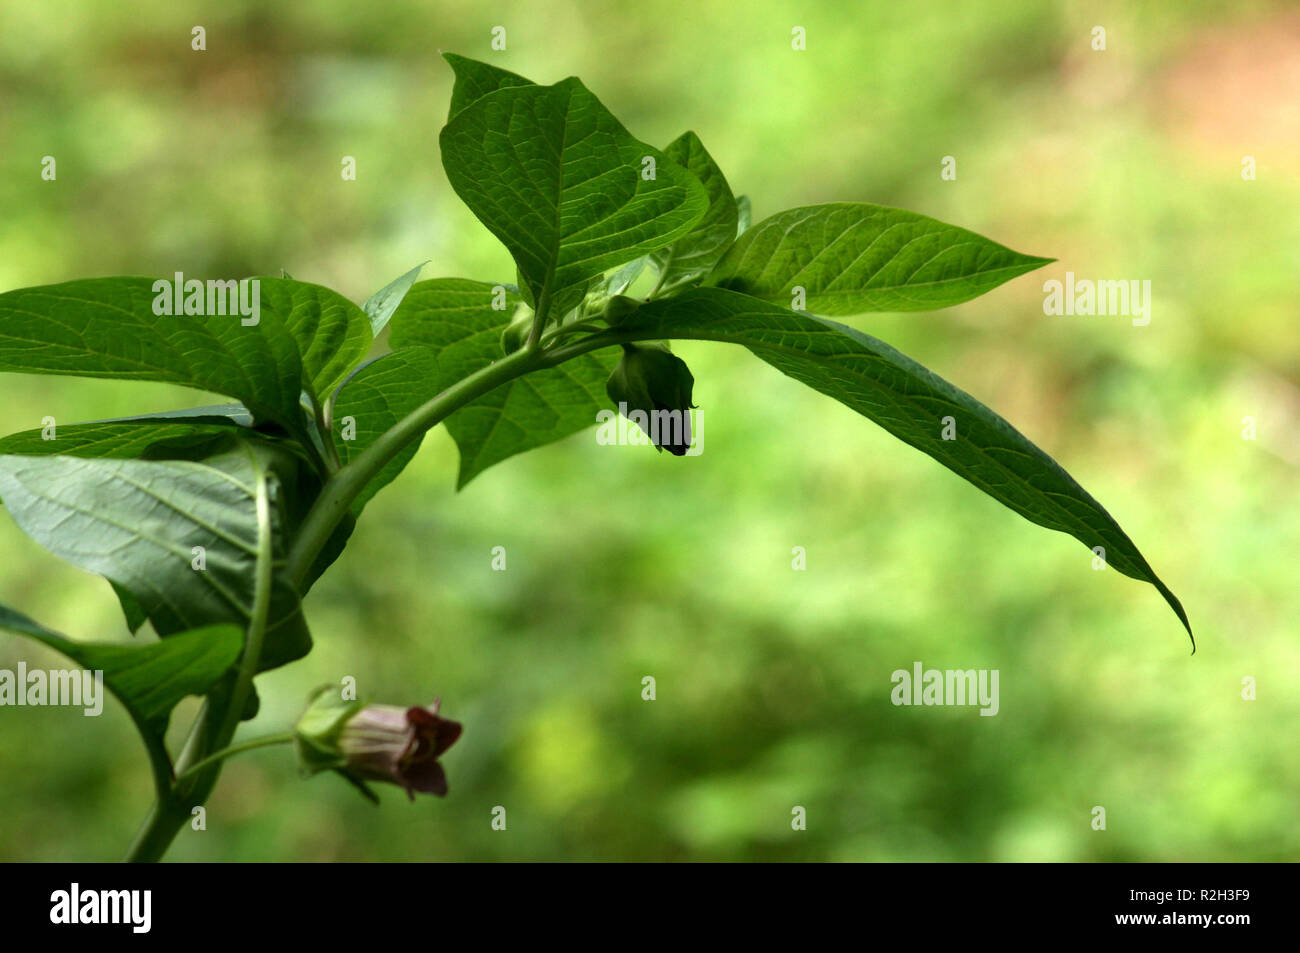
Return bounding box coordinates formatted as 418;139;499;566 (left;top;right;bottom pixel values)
294;686;463;800
605;343;696;455
600;294;642;326
500;311;533;354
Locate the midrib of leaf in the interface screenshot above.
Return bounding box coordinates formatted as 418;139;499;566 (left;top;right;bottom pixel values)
713;206;1049;311
111;468;259;554
535;82;574;322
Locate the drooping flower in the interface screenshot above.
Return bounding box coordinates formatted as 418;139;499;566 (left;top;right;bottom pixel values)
295;687;463;800
606;342;697;455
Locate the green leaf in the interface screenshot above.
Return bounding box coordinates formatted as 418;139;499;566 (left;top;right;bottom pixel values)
649;132;738;295
0;439;311;670
0;412;345;626
449;348;617;487
0;604;242;737
603;259;647;297
616;288;1191;641
705;203;1053;314
0;277;307;431
339;277;525;503
337;277;523;505
564;261;649;326
380;278;618;488
0;414;248;460
362;262;427;338
443;52;536;119
109;580;149;633
332;347;440;513
0;405;262;634
0;603;242;790
388;278;524;362
735;195;752;236
256;277;372;400
103;403;255;426
0;406;260;635
440;78;709;321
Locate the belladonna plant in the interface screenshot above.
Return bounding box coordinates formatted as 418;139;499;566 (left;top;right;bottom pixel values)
0;54;1191;862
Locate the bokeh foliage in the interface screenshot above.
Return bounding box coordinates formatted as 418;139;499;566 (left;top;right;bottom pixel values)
0;0;1296;860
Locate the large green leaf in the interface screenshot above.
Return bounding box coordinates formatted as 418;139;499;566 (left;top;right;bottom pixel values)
256;278;372;400
649;132;738;295
388;278;526;373
0;406;302;634
443;52;535;119
439;78;709;321
704;203;1052;314
615;288;1191;641
0;411;250;460
0;604;241;737
386;278;617;488
0;277;307;430
0;439;310;670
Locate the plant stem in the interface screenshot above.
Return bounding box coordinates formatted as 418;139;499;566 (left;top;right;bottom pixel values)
286;343;545;588
646;257;672;300
124;707;221;862
212;466;275;751
123;797;193;864
285;330;651;587
125;323;635;860
128;343;558;861
174;732;294;785
526;285;552;349
124;465;277;862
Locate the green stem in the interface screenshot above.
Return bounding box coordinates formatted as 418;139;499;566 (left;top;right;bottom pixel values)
124;708;222;863
124;464;277;862
123;798;193;864
126;307;683;862
212;462;275;751
646;258;672;300
539;328;633;367
285;330;649;587
526;285;553;349
174;732;294;785
286;343;545;588
316;398;342;471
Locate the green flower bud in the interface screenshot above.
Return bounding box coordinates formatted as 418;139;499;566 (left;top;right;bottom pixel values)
294;685;463;799
500;311;533;354
606;343;697;455
601;294;642;326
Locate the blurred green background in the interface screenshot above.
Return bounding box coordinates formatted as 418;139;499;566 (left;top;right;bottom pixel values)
1;0;1297;861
